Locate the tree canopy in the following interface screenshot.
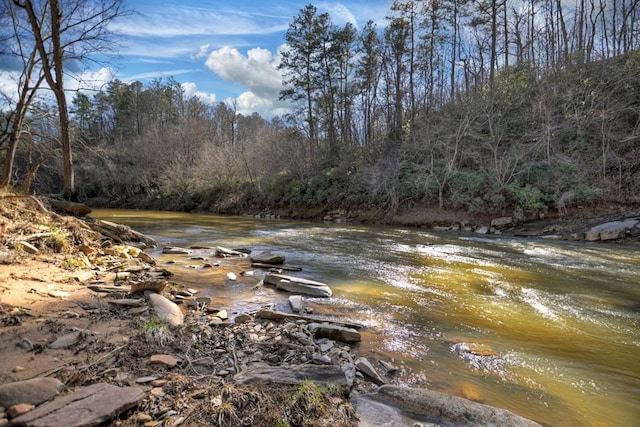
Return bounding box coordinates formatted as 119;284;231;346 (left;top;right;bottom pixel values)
1;1;639;219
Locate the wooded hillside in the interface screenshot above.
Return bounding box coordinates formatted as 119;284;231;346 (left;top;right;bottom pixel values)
1;1;639;221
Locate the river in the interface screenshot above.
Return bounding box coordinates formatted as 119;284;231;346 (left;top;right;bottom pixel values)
91;209;640;427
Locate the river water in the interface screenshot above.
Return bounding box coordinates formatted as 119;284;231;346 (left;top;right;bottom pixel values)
91;209;640;427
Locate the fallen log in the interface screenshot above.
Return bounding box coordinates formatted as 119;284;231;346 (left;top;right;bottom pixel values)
88;219;157;247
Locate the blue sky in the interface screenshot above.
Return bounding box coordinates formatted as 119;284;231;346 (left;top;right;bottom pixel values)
84;0;394;118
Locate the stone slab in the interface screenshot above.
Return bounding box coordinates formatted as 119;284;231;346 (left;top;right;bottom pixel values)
233;363;348;387
8;383;144;427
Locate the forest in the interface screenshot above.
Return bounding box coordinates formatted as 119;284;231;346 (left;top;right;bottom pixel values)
1;0;639;223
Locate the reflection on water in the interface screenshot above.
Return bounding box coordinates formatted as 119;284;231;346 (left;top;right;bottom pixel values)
91;209;640;427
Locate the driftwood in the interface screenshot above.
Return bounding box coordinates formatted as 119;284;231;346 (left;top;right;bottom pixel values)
254;309;363;330
88;219;157;247
87;285;131;293
47;199;92;216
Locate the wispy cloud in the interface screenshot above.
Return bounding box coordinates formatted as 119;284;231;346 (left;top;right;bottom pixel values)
123;69;194;82
190;44;210;61
110;5;290;38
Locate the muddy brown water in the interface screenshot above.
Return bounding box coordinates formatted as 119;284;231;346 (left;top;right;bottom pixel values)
91;209;640;427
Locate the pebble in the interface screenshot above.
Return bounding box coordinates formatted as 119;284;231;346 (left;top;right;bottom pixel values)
7;404;34;418
234;313;252;324
48;290;70;298
148;354;179;368
15;338;33;352
135;376;161;384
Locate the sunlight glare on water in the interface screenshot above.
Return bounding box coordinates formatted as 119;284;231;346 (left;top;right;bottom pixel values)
91;210;640;427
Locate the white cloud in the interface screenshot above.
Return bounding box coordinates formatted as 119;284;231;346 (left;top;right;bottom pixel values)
190;44;210;60
205;46;282;99
232;91;290;119
182;82;217;105
123;69;193;82
110;6;289;38
66;67;117;94
319;2;358;27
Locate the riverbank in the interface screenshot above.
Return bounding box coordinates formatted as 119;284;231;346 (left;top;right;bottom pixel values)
2;196;628;421
248;202;640;244
0;195;361;425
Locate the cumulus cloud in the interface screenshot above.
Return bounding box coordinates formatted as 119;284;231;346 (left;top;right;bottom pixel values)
182;82;217;105
232;91;290;119
205;46;282;100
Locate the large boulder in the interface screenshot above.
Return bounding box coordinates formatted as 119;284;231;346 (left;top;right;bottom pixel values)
145;291;184;326
584;218;639;241
264;273;332;297
354;385;542;427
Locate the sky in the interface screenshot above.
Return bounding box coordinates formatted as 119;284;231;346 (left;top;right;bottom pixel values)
75;0;395;119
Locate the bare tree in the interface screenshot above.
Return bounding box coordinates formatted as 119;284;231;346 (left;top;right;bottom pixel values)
0;0;46;190
12;0;126;199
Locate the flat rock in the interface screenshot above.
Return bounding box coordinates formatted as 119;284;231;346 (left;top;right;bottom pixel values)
584;218;639;241
149;354;179;368
353;395;424;427
107;299;145;307
131;280;166;294
233;363;348;387
308;323;361;343
250;252;285;265
264;273;332;297
8;383;144;427
145;291;184;326
364;385;542;427
491;216;513;227
0;378;63;408
47;290;70;299
161;246;192;255
48;331;83;349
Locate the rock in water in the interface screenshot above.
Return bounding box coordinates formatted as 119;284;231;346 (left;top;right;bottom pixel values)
355;357;386;385
363;385;543;427
250;251;285;265
162;246;192;255
264;273;332;297
308;323;361;343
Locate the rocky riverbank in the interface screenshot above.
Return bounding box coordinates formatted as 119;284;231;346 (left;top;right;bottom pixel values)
297;203;640;244
0;195;543;426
